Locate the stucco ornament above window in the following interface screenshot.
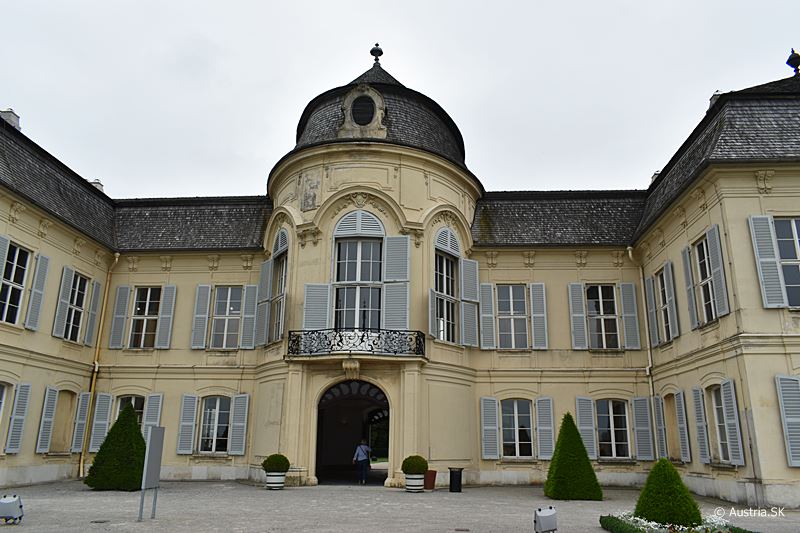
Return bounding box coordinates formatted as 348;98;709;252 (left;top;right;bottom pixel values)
338;84;387;139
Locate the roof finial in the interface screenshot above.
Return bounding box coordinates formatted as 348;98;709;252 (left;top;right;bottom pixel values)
788;48;800;76
370;43;383;64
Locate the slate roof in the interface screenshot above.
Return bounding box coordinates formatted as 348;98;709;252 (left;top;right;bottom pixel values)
471;191;648;247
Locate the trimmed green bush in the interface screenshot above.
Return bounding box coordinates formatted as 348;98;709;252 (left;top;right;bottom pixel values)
634;458;701;527
262;454;290;473
544;411;602;500
599;515;644;533
401;455;428;475
84;403;145;491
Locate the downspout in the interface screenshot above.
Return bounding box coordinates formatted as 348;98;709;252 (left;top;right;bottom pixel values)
79;252;120;477
628;246;655;400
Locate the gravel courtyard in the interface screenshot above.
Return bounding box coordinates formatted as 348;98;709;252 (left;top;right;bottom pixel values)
2;480;798;532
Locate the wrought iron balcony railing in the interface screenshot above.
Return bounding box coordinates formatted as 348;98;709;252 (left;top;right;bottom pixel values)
287;328;425;357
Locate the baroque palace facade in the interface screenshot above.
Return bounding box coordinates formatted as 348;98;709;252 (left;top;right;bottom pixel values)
1;48;799;507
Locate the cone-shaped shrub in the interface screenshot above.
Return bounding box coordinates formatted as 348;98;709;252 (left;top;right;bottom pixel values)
544;412;602;500
84;403;145;491
634;458;701;527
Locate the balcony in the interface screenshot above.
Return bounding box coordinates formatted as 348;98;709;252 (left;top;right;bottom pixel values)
287;328;426;358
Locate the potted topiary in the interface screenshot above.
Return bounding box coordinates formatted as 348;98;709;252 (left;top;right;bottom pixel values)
262;453;290;490
401;455;428;493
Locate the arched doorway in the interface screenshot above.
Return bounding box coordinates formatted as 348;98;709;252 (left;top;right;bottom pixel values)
316;380;389;485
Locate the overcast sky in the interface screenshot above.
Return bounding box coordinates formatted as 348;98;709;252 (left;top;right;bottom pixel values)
3;1;798;199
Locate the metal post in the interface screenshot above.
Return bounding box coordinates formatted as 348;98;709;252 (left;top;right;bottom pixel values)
151;487;158;519
137;490;146;522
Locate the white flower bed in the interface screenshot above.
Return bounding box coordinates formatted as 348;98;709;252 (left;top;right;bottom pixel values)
610;511;734;532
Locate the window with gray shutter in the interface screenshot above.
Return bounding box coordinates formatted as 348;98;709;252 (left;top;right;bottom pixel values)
240;285;258;349
428;288;437;337
480;396;500;459
645;277;659;347
191;285;212;349
460;257;480;348
675;390;691;462
255;260;273;347
653;395;667;459
681;247;700;330
619;282;640;350
108;286;130;349
24;254;50;331
4;383;31;454
568;283;588;350
89;393;113;452
83;281;103;347
692;386;711;464
749;216;789;308
460;301;478;347
142;393;163;444
706;225;730;317
663;261;680;339
460;259;479;303
775;375;800;467
536;397;554;459
720;379;744;466
36;386;59;453
529;283;548;350
383;235;410;331
52;267;75;338
228;393;249;456
154;285;177;349
176;394;198;455
70;392;91;453
479;283;496;349
384;236;410;282
303;284;330;330
383;283;409;331
575;396;597;459
632;397;654;460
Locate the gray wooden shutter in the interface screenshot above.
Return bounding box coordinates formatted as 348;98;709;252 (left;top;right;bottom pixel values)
575;397;597;459
153;285;176;349
480;396;500;459
52;266;75;338
536;397;555;460
240;284;258;349
384;236;410;282
749;215;788;308
70;392;91;453
229;393;249;456
142;393;163;443
24;254;50;331
176;394;198;455
692;386;711;464
83;281;102;347
4;383;31;453
632;397;654;460
303;284;330;330
663;261;680;339
89;393;113;452
645;276;660;347
460;259;479;347
619;282;640;350
529;283;548;350
428;288;437;337
383;283;409;330
0;235;8;269
108;286;130;349
568;283;588;350
775;375;800;467
720;378;744;466
675;390;692;462
460;259;479;303
681;247;700;330
36;386;59;453
255;260;273;346
479;283;496;349
383;236;410;331
653;395;667;459
460;301;478;347
191;284;211;349
707;225;730;317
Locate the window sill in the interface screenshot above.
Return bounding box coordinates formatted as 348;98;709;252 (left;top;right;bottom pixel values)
265;338;284;348
206;349;239;355
657;340;674;350
669;458;687;466
588;349;624;356
61;340;84;349
597;458;636;465
499;458;537;464
43;452;73;458
191;453;232;460
431;338;464;350
122;348;155;354
697;319;720;332
710;461;737;471
0;321;25;335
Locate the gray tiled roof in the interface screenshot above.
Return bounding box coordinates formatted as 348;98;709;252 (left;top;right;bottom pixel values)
471;191;647;247
350;62;404;87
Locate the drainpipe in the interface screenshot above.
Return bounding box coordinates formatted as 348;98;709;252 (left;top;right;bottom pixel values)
628;246;656;401
79;252;120;477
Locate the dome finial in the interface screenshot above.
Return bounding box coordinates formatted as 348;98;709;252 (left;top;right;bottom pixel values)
787;48;800;76
370;43;383;63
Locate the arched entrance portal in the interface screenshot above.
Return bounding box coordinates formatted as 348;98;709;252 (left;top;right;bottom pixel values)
316;380;389;485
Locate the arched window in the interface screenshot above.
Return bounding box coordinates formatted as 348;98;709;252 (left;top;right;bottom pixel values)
199;396;231;453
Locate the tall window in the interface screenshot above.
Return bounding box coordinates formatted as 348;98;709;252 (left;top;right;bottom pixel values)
694;237;717;322
199;396;230;453
586;285;619;349
501;399;533;457
1;242;30;325
775;218;800;306
655;269;672;341
211;286;242;349
129;287;161;348
64;273;89;342
334;240;382;329
118;395;145;426
434;252;457;342
497;285;528;349
710;386;729;462
270;252;287;342
597;399;629;458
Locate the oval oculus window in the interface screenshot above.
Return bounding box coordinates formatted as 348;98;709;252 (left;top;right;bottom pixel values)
351;96;375;126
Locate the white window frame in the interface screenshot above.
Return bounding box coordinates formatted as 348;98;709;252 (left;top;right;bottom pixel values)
128;287;162;349
64;272;89;343
694;237;717;323
270;251;287;342
1;242;30;325
500;398;534;458
774;217;800;307
586;284;620;350
199;396;231;454
710;386;730;463
117;395;145;427
496;285;528;349
434;251;458;343
596;398;630;458
333;239;382;330
210;286;242;349
655;269;672;342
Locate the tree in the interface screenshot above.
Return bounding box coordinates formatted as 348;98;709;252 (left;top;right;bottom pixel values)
634;458;701;527
84;403;145;491
544;412;602;500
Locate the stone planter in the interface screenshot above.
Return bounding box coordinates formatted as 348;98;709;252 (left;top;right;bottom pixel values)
404;473;424;493
265;472;287;490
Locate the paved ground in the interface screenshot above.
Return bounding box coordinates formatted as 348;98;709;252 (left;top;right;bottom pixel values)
3;480;798;532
